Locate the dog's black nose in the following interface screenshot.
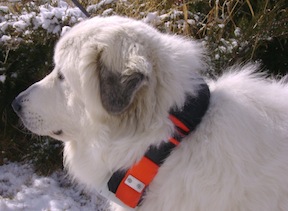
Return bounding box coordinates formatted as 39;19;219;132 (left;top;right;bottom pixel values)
12;98;22;113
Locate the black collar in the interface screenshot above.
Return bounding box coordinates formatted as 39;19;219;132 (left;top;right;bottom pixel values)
107;80;210;208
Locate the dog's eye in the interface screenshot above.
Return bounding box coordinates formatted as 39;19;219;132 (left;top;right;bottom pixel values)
57;72;65;81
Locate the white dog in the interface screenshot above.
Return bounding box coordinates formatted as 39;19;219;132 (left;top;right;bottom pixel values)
13;16;288;211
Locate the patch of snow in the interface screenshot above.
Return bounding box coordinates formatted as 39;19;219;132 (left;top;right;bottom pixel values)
87;0;116;13
102;8;114;16
0;163;111;211
11;73;17;78
159;13;169;20
234;27;241;37
143;12;162;25
0;21;8;32
187;19;196;25
0;0;87;40
219;46;227;53
13;20;28;32
0;6;9;13
170;10;182;19
231;40;238;48
0;35;11;42
0;75;6;83
218;24;225;29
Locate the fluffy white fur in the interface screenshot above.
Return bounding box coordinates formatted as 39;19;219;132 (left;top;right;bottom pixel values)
14;16;288;211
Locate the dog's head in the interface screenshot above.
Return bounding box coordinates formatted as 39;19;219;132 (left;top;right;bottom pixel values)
12;16;205;142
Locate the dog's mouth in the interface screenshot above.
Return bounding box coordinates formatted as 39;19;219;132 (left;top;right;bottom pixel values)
52;130;63;136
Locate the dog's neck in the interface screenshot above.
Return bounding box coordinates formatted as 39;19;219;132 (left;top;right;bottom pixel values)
107;79;210;208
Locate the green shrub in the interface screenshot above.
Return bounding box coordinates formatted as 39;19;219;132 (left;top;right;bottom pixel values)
0;40;63;174
0;0;83;174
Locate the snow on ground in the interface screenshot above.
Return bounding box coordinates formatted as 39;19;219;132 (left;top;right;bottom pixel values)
0;163;110;211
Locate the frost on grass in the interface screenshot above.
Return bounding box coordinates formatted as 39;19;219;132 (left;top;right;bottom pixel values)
0;0;86;44
0;0;248;73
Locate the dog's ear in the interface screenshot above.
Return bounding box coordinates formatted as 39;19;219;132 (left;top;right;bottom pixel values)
96;36;152;115
98;54;148;115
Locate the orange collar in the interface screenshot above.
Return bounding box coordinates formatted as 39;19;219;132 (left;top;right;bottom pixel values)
108;82;210;208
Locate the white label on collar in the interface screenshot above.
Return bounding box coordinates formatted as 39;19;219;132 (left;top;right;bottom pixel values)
124;175;145;193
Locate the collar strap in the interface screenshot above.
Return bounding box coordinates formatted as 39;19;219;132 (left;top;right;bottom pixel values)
108;81;210;208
